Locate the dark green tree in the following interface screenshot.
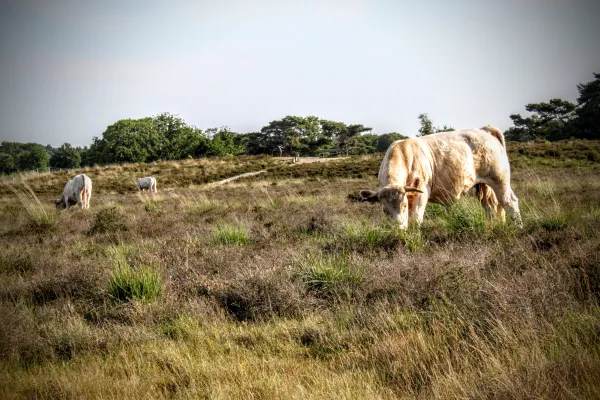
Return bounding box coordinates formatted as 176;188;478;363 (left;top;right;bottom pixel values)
0;152;15;174
435;125;455;133
341;124;372;155
15;144;50;171
505;98;577;141
347;133;378;155
50;143;81;169
417;113;434;136
376;132;408;152
576;72;600;140
206;127;245;157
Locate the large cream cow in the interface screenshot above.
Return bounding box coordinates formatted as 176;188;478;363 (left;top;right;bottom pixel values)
136;177;157;193
55;174;93;210
360;126;522;228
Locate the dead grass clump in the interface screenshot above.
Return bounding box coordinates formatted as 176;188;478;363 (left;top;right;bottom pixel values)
214;270;303;321
27;264;105;307
0;246;35;274
88;206;129;235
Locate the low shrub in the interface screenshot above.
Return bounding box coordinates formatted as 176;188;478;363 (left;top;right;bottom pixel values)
88;206;129;235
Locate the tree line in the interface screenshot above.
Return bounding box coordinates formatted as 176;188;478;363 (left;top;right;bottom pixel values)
1;73;598;174
0;114;407;174
505;72;600;142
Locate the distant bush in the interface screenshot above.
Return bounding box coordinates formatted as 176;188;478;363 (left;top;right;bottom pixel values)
587;150;600;163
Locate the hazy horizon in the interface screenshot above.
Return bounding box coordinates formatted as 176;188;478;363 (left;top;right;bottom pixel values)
1;0;599;147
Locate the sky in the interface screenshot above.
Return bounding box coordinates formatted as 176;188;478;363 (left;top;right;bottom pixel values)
0;0;599;147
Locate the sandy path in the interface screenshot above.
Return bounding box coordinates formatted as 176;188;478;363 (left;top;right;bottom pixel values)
208;156;346;186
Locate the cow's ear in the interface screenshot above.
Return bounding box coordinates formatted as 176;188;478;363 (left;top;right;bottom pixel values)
404;177;424;193
359;190;380;202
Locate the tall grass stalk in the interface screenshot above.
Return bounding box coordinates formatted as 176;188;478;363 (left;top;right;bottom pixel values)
9;181;56;229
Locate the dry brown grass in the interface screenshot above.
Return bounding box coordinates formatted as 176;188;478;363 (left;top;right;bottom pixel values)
1;145;600;399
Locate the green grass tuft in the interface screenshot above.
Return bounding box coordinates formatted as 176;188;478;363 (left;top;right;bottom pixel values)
108;246;162;303
300;254;364;300
213;224;252;245
442;197;488;235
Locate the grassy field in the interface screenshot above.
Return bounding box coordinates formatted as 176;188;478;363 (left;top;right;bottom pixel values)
1;140;600;399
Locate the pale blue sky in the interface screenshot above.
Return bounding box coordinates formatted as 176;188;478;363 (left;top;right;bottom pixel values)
1;0;599;147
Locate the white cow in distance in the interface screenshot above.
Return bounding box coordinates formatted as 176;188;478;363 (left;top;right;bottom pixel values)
55;174;93;210
360;125;522;228
136;177;157;193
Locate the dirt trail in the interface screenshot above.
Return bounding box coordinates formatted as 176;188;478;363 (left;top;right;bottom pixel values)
207;170;267;186
208;156;346;186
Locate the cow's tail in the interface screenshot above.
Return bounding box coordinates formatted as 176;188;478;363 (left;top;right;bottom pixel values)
482;125;505;148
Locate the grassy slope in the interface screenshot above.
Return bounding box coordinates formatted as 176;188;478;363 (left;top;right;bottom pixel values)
1;140;600;399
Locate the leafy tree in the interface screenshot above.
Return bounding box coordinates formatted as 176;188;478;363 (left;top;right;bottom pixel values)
505;98;577;141
347;134;378;155
206;127;245;157
79;147;91;167
376;132;408;152
50;143;81;169
341;124;372;155
15;144;50;171
576;72;600;140
243;132;270;155
0;153;15;174
435;125;454;133
417;113;434;136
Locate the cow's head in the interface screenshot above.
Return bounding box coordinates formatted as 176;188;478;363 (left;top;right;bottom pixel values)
54;198;67;210
359;179;423;228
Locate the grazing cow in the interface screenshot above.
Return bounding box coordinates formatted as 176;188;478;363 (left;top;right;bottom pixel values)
360;126;522;228
55;174;92;210
136;177;157;193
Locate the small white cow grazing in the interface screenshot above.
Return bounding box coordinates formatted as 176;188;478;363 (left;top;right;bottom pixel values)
360;126;522;228
55;174;93;210
136;177;157;193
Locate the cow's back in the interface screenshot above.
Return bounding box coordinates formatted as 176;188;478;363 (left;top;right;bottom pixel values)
379;128;508;204
424;128;508;202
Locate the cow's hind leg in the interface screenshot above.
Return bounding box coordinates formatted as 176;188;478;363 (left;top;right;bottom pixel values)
475;183;505;222
85;187;91;208
78;188;85;209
